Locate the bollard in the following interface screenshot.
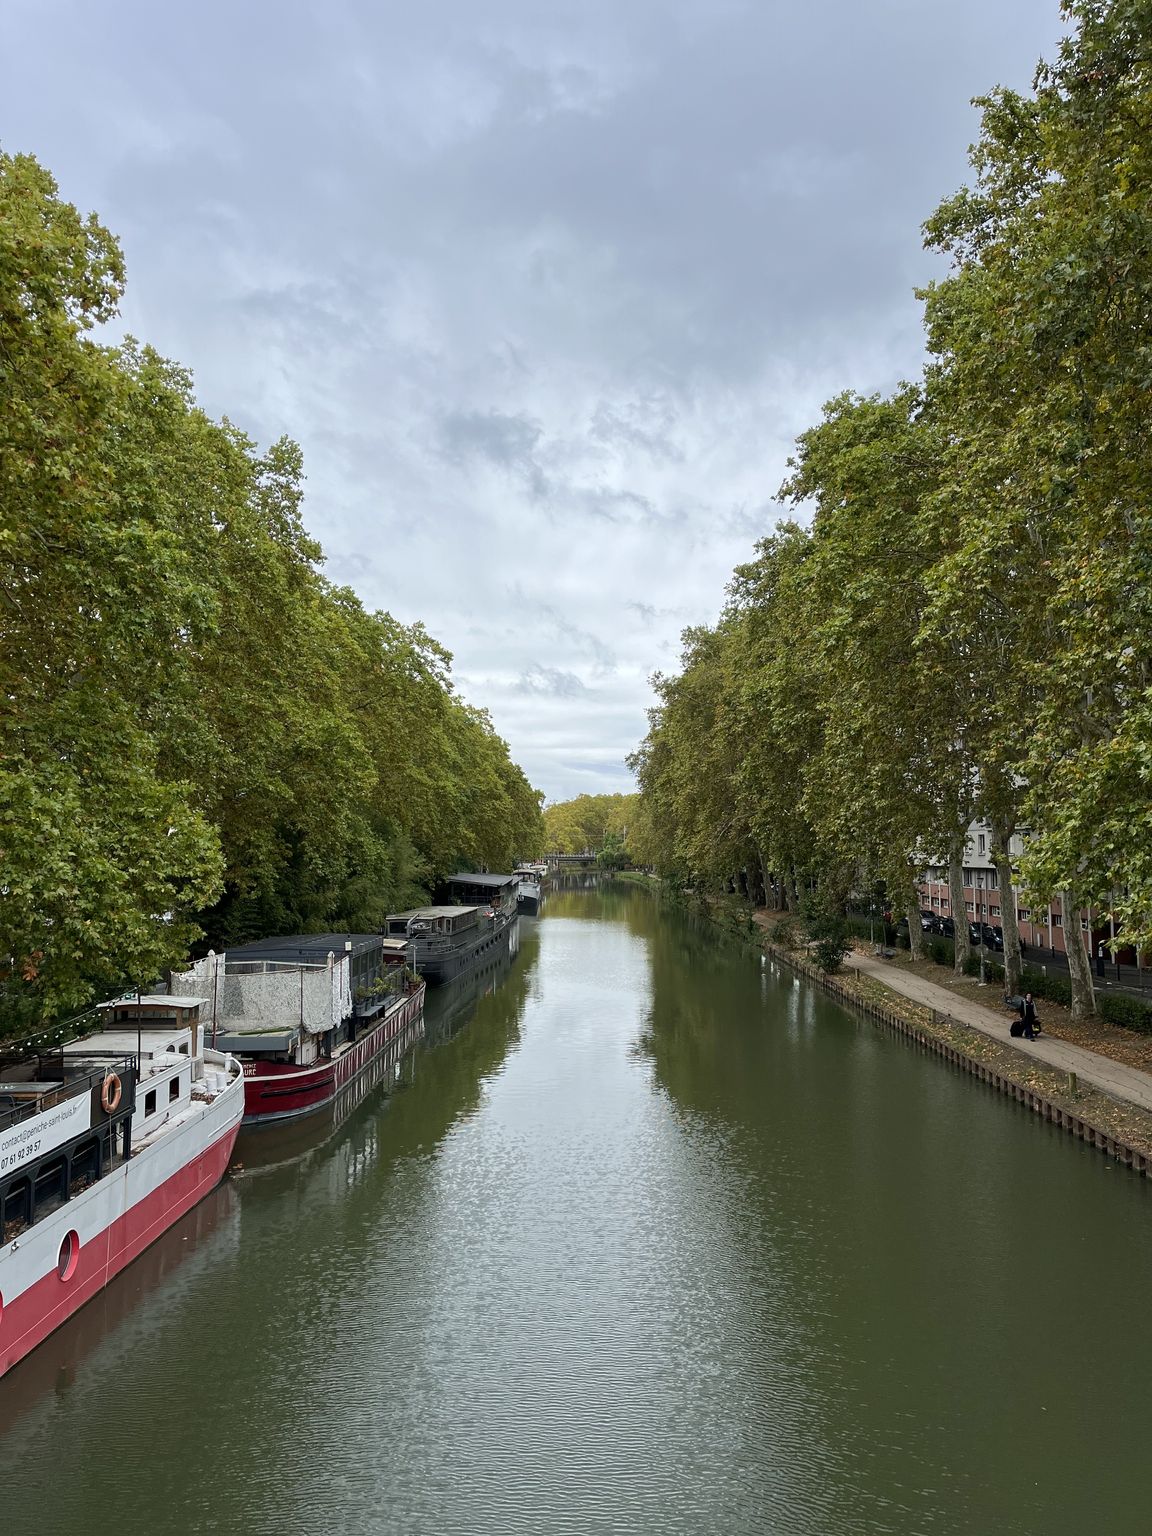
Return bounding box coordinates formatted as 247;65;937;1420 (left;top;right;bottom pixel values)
1067;1071;1078;1098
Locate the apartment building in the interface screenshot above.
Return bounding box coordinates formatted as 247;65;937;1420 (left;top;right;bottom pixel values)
916;820;1126;960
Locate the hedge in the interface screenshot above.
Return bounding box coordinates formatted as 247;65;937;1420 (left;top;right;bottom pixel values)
1098;993;1152;1035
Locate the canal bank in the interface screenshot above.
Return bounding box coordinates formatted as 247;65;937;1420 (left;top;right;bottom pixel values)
4;883;1152;1536
756;917;1152;1177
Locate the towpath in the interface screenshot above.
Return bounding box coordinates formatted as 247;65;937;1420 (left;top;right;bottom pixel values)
848;950;1152;1115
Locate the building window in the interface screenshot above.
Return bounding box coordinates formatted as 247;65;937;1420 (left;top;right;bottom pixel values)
1052;914;1063;928
991;906;1000;917
144;1089;157;1116
1018;908;1031;921
978;833;987;854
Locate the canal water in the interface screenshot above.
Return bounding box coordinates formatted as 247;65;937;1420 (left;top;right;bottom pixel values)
3;882;1152;1534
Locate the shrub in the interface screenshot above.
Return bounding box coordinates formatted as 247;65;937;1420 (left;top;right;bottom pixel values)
928;937;954;968
1099;994;1152;1034
810;915;852;973
770;916;799;950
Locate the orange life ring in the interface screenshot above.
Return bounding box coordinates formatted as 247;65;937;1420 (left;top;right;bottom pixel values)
101;1072;122;1115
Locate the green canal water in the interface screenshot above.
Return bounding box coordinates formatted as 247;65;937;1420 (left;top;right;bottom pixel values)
3;882;1152;1534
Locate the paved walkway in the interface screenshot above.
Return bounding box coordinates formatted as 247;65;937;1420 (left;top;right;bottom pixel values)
848;951;1152;1116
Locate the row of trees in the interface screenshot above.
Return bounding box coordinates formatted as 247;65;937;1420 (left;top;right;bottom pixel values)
542;793;651;861
1;152;542;1030
630;0;1152;1017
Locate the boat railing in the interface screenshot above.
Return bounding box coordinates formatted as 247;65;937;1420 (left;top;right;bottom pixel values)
0;1056;137;1134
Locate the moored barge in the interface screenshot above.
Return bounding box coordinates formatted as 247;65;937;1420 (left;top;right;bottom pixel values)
0;996;244;1378
387;873;520;984
513;866;542;916
171;934;425;1125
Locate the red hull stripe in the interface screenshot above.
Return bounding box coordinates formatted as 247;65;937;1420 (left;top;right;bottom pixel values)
0;1125;238;1377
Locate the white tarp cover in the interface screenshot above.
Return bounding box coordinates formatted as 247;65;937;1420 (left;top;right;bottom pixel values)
172;951;352;1037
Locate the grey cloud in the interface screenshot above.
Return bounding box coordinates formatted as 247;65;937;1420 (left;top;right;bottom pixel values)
516;664;587;698
627;600;692;626
436;408;550;498
513;595;619;675
589;398;683;463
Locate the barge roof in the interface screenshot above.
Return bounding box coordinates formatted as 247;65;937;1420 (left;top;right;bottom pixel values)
389;905;478;920
224;933;384;962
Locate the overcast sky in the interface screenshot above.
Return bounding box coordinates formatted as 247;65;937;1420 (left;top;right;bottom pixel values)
4;0;1063;802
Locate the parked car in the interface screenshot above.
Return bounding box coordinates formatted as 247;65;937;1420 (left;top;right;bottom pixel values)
937;916;955;938
991;925;1026;955
919;910;935;931
970;922;1003;950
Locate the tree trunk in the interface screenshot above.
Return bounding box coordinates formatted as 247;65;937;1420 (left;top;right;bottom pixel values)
758;848;773;909
905;894;926;961
988;816;1022;995
1060;889;1096;1019
949;856;971;975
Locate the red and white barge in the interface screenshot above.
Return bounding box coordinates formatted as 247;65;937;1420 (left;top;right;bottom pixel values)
0;996;243;1378
172;933;426;1125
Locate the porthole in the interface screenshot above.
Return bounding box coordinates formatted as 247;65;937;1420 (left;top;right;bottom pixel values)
57;1229;80;1282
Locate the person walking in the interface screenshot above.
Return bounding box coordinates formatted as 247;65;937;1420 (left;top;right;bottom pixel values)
1022;992;1039;1040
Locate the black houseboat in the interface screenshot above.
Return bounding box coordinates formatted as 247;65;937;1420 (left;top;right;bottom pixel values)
386;873;520;984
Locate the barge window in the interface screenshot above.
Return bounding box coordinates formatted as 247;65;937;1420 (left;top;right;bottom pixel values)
34;1155;68;1218
169;1075;181;1102
144;1089;157;1116
2;1176;32;1237
70;1137;101;1194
